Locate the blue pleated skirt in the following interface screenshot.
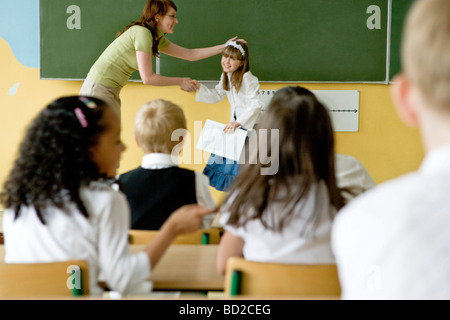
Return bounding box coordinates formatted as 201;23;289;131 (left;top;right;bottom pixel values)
203;153;240;192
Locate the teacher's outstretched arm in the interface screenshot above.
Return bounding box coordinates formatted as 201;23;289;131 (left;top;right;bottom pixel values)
138;37;246;92
160;36;246;62
136;50;198;92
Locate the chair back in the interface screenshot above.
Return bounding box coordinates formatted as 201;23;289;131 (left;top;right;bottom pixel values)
129;228;222;245
0;260;89;298
224;257;341;298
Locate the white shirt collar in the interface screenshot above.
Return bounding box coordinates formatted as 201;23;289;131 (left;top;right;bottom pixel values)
420;144;450;175
141;153;179;169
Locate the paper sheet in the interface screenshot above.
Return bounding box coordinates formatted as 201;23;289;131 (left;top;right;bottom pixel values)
196;120;247;162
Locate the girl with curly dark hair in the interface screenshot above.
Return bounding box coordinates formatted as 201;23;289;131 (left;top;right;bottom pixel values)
1;96;213;295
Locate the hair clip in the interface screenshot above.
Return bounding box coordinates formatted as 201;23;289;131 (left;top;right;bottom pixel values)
79;97;97;109
225;41;245;57
74;107;88;128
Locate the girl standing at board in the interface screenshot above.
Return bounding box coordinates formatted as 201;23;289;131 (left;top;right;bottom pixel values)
80;0;244;116
195;40;262;192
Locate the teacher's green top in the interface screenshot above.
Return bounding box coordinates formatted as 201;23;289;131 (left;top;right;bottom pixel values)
87;26;171;88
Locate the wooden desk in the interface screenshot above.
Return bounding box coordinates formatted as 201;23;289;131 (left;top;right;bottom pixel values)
0;244;224;291
130;244;224;291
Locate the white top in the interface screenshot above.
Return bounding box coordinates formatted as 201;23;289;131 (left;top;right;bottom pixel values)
196;71;262;130
332;144;450;299
213;154;375;229
220;180;336;264
335;154;376;201
140;153;217;228
3;181;151;296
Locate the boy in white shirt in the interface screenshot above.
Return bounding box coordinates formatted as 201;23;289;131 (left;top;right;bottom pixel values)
119;99;216;230
332;0;450;299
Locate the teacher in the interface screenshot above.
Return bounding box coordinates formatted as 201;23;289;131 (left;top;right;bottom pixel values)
79;0;243;116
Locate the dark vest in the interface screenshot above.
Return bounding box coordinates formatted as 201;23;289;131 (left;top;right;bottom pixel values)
119;167;197;230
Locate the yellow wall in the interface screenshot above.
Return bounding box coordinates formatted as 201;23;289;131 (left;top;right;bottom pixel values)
0;38;424;205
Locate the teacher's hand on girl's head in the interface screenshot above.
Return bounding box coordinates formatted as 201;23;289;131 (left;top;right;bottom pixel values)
180;78;199;92
226;36;247;45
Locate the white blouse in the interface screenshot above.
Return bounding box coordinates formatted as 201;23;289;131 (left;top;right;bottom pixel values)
220;180;337;264
3;181;151;296
332;144;450;299
335;154;376;201
196;71;262;130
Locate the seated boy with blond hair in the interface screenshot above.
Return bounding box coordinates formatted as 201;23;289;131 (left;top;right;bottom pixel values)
119;99;216;230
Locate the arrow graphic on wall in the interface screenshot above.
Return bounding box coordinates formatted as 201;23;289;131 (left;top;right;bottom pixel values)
329;109;358;113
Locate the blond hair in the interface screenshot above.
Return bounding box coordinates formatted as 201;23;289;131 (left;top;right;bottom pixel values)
402;0;450;110
134;99;186;154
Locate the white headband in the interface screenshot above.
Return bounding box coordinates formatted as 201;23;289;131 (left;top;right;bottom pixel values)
225;41;245;57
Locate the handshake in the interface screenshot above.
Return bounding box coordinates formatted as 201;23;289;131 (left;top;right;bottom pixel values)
180;79;200;92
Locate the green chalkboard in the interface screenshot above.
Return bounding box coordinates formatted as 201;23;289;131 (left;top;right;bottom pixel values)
40;0;403;83
40;0;148;81
389;0;415;80
161;0;388;82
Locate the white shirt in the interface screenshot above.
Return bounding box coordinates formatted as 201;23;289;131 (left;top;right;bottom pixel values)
196;71;262;130
3;181;151;296
140;153;217;227
335;154;376;201
220;180;336;264
332;144;450;299
212;154;374;229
